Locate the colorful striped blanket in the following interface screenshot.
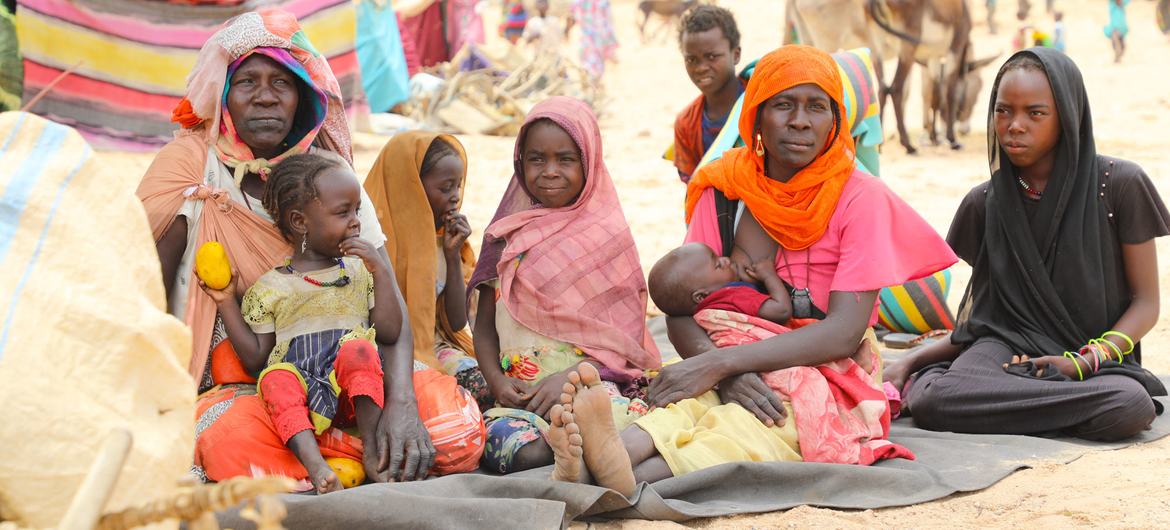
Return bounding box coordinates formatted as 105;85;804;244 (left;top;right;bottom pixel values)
694;308;914;466
16;0;365;150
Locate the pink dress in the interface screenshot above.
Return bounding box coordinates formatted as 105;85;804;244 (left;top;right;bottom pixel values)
685;169;958;324
446;0;485;55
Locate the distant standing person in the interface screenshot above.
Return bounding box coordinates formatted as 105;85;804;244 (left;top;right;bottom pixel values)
1157;0;1169;37
568;0;618;79
671;4;742;183
1104;0;1129;63
524;0;567;57
501;0;528;44
1053;11;1066;52
397;0;485;74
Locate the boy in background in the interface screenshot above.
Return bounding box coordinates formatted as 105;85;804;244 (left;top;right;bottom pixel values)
671;5;742;184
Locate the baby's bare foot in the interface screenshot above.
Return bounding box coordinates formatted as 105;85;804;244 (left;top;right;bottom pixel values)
570;363;636;497
308;463;342;494
548;404;584;482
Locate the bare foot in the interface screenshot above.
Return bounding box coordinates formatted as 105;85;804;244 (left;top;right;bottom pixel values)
307;461;342;494
568;363;636;497
547;404;584;482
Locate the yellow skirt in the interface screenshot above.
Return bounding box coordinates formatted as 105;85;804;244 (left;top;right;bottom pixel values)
633;391;801;476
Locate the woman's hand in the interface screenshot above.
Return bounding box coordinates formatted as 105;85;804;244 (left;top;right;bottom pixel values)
340;236;389;274
442;212;472;256
525;370;570;419
716;373;787;427
647;355;725;407
196;269;238;306
375;401;436;482
1009;354;1083;379
882;357;914;395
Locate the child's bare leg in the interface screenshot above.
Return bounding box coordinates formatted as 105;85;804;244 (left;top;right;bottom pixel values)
547;404;583;481
354;396;384;482
559;363;636;496
620;425;674;484
511;439;555;471
335;340;387;482
288;431;341;494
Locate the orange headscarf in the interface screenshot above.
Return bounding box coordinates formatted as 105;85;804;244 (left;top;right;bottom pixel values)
685;45;857;251
363;132;476;368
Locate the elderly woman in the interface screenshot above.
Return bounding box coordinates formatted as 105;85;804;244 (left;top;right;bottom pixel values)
137;9;478;483
545;45;957;496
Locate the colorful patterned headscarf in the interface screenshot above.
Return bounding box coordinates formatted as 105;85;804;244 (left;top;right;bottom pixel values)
215;47;328;183
171;9;351;180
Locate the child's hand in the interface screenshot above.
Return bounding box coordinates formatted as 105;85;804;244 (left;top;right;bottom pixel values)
441;212;472;256
196;269;238;305
340;236;388;273
525;370;571;418
742;258;778;283
492;376;533;409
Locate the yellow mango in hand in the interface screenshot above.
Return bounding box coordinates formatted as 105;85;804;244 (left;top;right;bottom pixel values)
194;241;232;290
326;457;365;489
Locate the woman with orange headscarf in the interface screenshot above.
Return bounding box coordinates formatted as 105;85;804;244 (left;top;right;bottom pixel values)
544;46;956;496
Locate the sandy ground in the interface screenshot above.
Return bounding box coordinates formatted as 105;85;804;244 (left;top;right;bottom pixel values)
94;0;1170;526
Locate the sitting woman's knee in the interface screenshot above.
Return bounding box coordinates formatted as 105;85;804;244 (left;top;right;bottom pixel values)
904;376;953;430
1098;384;1156;441
1075;377;1157;442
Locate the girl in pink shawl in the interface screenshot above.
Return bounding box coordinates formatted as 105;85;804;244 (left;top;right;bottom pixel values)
468;96;661;474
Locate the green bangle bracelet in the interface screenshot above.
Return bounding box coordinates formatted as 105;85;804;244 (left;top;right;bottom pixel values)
1102;331;1135;355
1063;351;1085;381
1091;338;1122;361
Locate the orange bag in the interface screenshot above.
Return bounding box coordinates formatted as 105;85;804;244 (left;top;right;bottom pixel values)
413;369;486;475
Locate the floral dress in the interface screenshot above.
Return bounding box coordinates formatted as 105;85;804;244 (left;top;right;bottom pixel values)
571;0;618;78
242;257;376;433
481;281;649;473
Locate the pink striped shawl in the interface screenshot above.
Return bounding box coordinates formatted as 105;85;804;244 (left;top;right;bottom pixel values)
470;97;660;381
695;308;914;465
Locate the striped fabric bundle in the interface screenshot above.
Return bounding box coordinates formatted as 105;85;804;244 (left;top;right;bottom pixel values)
16;0;365;151
832;47;882;151
877;269;955;335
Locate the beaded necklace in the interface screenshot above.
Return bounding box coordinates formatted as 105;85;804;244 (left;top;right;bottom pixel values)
1017;177;1043;201
285;258;351;288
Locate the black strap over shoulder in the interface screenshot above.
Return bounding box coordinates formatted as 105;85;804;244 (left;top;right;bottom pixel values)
714;189;738;258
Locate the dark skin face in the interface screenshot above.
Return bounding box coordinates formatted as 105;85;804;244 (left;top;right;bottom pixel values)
681;27;741;97
521;121;585;209
420;154;465;228
289;167;363;265
994;68;1061;188
757;84;836;183
672;243;739;305
226;54;300;161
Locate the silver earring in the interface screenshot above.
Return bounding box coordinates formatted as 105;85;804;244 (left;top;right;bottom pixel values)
300;233;307;254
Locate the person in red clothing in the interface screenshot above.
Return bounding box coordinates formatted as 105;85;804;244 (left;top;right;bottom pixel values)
671;4;742;183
